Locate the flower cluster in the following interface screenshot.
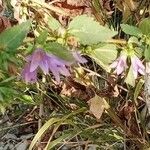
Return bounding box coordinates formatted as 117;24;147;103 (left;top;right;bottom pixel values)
110;54;145;79
22;48;87;83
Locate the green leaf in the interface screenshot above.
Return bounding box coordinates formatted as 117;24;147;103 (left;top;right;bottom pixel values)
29;108;86;150
48;16;61;31
134;79;144;104
144;45;150;61
19;95;35;105
29;118;60;150
121;24;142;37
68;15;117;45
45;130;78;149
0;21;31;51
125;66;135;87
139;18;150;36
36;30;48;45
89;44;117;72
44;42;74;62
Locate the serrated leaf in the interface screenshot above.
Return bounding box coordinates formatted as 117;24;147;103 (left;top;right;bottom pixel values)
88;95;109;119
0;21;31;51
48;16;61;31
44;42;74;62
89;44;117;72
125;66;135;86
68;15;117;45
139;18;150;36
121;24;142;37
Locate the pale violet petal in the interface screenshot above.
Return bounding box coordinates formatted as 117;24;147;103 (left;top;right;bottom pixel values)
110;61;118;68
72;51;87;63
49;63;60;83
39;60;49;74
138;68;145;75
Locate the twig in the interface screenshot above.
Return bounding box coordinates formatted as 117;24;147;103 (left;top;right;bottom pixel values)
0;121;37;132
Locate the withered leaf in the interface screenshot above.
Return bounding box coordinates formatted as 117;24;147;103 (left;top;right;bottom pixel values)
0;16;11;33
88;95;109;119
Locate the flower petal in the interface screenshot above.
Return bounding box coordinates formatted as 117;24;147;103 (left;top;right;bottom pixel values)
138;68;145;75
39;60;49;74
58;66;70;76
49;63;61;83
72;51;87;63
110;60;118;68
22;63;37;83
116;56;127;75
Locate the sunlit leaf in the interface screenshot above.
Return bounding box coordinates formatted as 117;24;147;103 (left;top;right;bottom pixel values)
125;66;135;86
68;15;117;45
48;16;61;31
89;44;117;72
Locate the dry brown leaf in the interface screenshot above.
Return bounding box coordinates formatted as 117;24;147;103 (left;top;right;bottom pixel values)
88;95;109;119
67;0;89;6
0;16;11;33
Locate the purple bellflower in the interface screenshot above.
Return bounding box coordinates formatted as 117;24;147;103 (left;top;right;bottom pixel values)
131;55;145;79
22;48;87;83
110;55;127;75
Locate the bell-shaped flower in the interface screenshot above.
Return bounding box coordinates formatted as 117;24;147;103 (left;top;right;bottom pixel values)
110;55;127;75
22;48;87;83
131;55;145;79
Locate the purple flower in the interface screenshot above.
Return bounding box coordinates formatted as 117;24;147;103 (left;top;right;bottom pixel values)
22;48;87;83
72;51;87;63
47;55;71;83
131;55;145;79
27;48;50;74
110;55;127;75
22;63;37;83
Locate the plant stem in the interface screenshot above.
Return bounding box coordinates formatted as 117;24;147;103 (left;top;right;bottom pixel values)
38;103;44;150
145;62;150;115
